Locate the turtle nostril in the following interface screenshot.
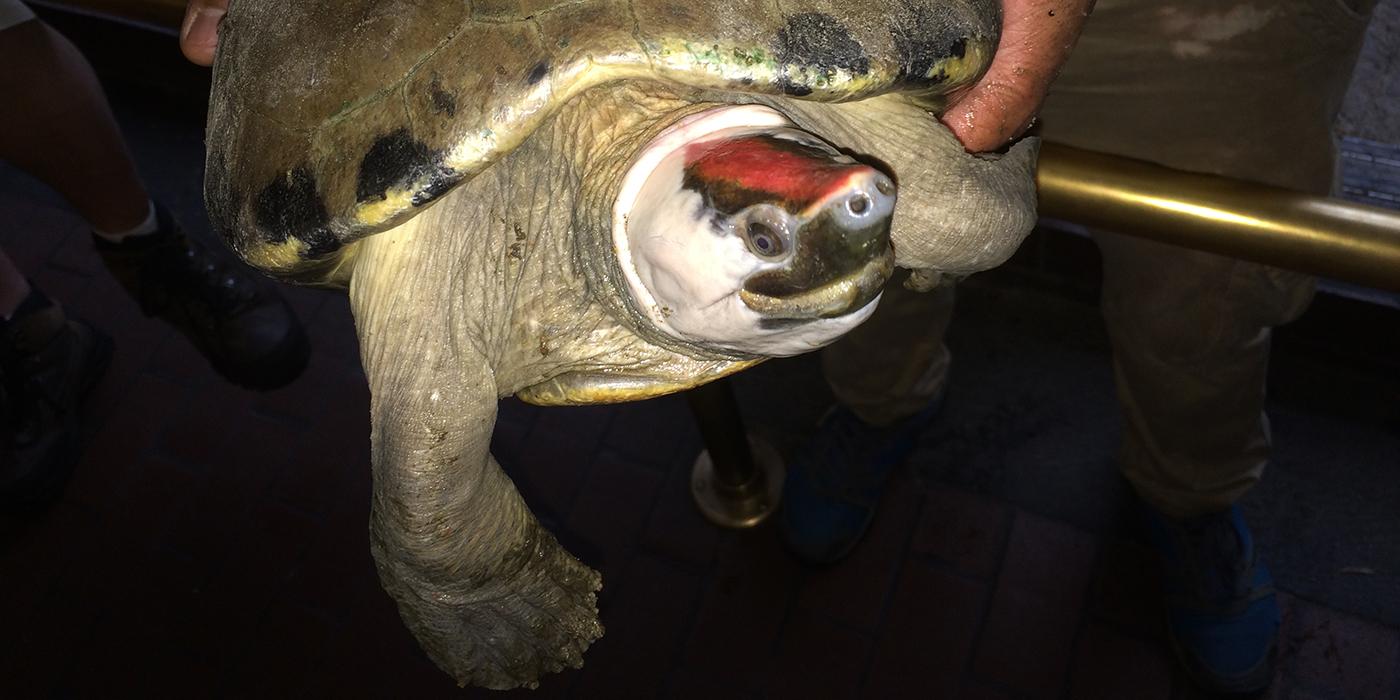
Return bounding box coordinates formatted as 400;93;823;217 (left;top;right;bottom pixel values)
847;194;871;216
875;178;894;196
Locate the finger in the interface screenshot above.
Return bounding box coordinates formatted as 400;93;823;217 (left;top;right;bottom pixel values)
941;62;1049;153
180;0;228;66
941;0;1094;152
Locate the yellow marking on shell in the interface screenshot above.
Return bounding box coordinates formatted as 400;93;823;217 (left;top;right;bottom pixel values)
653;39;783;88
929;37;994;85
780;63;884;93
354;186;419;227
651;38;976;97
244;237;309;272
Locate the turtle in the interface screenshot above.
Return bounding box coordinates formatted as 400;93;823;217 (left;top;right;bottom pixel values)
206;0;1038;688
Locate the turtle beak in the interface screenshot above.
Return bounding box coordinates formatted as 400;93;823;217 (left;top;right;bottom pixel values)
740;168;897;319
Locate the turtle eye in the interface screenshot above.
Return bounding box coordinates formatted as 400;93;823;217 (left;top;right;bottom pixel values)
745;221;786;259
736;205;793;261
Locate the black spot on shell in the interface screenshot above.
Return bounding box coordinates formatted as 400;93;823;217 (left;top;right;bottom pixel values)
410;175;455;207
774;13;869;94
298;228;342;258
888;1;981;87
776;13;870;74
356;129;451;205
429;79;457;117
949;37;968;59
254;166;334;255
526;60;549;86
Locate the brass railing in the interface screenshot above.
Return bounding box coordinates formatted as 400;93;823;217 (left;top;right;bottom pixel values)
1037;142;1400;292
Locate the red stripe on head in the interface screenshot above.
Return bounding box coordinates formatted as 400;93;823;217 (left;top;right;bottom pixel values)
684;134;869;211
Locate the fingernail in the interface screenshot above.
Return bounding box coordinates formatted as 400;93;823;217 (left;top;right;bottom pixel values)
182;7;224;49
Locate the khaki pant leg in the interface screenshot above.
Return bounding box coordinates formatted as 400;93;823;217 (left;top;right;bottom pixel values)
1096;232;1315;517
822;273;954;427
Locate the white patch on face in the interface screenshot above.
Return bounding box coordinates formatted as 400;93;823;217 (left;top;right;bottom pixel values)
612;105;881;357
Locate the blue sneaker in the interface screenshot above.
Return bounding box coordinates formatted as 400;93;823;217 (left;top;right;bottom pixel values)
780;398;941;565
1143;504;1280;696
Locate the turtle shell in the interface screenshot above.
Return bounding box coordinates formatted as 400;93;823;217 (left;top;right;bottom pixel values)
206;0;1000;281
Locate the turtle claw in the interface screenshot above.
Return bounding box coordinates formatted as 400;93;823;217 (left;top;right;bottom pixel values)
377;521;604;690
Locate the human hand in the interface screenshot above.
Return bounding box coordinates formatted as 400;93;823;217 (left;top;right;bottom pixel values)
180;0;228;66
941;0;1095;152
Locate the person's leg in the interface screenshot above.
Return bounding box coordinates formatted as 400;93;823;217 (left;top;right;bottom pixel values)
0;17;150;234
1096;233;1314;517
781;273;955;563
0;14;308;389
0;11;140;508
1097;231;1314;693
822;273;955;428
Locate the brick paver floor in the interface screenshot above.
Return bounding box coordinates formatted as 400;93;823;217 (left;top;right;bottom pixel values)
3;176;1398;699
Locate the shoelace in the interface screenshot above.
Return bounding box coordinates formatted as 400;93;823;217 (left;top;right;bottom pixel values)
175;241;259;312
133;237;259;324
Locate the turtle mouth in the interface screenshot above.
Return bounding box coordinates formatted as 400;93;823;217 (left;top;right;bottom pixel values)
739;245;894;319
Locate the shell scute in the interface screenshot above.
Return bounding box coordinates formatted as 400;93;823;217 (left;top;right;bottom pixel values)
635;0;785;92
532;0;647;76
775;12;873;77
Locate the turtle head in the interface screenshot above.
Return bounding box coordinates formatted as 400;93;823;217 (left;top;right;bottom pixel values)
614;105;895;357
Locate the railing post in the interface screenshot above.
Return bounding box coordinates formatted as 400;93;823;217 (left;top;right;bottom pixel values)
685;378;784;528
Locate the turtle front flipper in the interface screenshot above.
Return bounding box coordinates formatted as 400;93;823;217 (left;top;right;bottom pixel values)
352;260;601;689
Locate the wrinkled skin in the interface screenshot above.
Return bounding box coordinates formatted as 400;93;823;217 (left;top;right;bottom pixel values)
346;81;1035;688
207;0;1038;689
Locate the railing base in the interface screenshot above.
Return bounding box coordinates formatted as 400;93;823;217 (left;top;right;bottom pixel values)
690;435;785;529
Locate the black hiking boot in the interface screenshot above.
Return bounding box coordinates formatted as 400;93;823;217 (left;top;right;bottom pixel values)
1;293;113;510
94;204;308;390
